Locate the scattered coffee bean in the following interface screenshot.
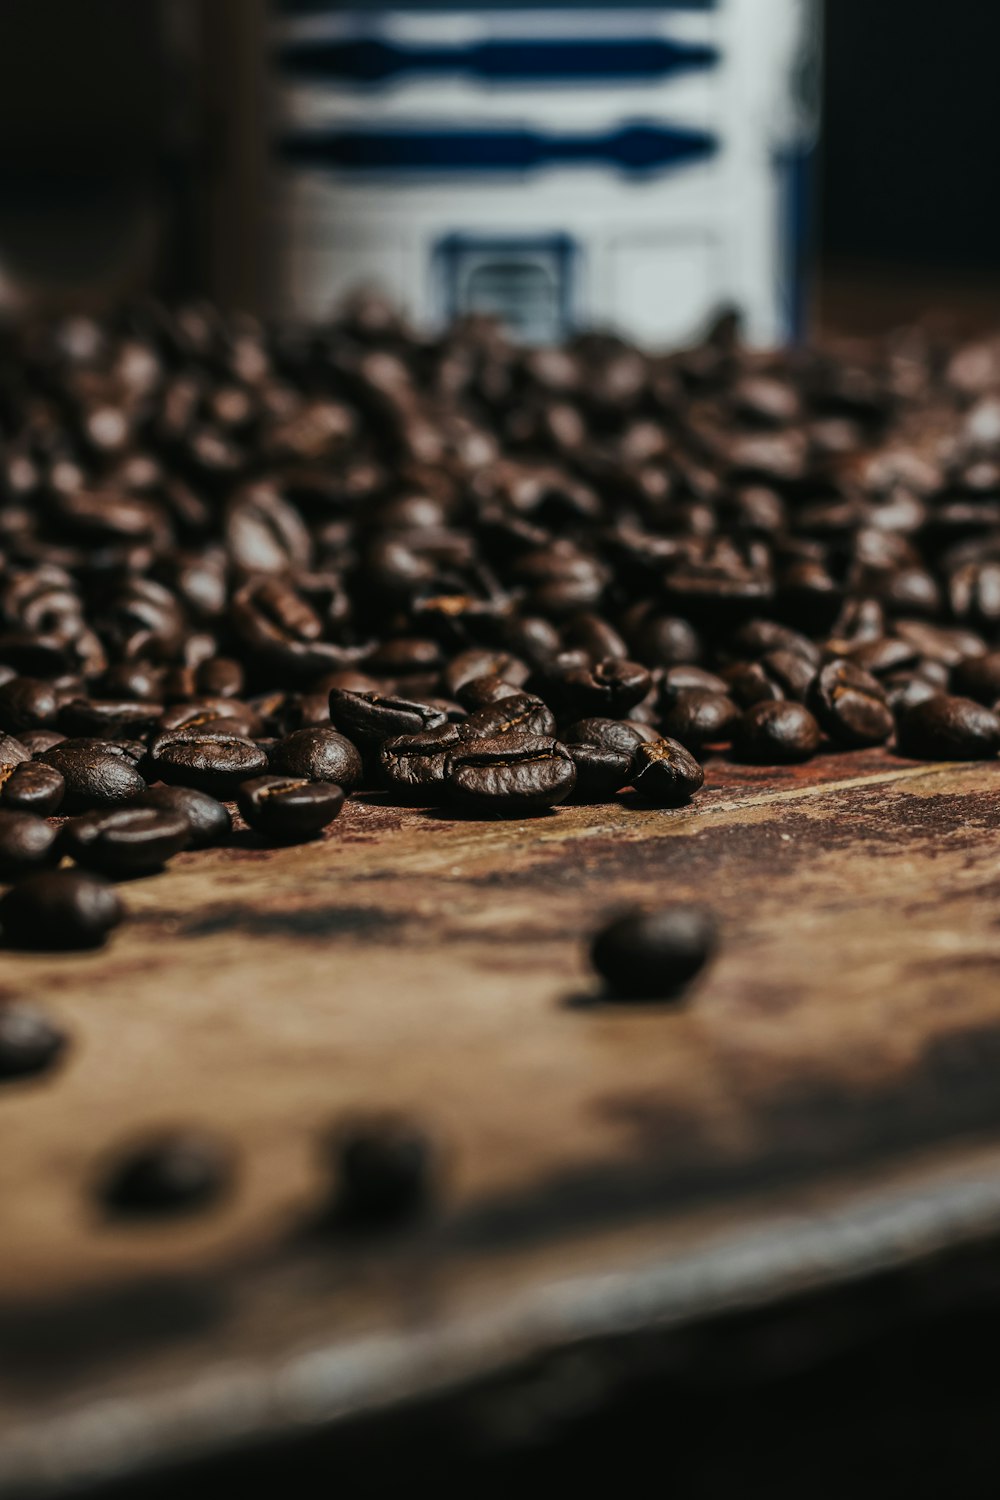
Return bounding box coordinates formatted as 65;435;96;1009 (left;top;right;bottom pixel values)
446;735;576;813
61;806;191;876
148;729;268;796
273;727;363;789
380;723;462;802
566;742;633;801
591;906;718;999
236;775;345;840
661;690;740;751
0;810;60;879
331;1116;434;1227
734;701;822;763
101;1130;232;1216
811;659;894;748
0;761;65;815
38;742;146;812
896;694;1000;760
0;1003;67;1080
630;738;705;806
0;869;124;950
135;784;232;848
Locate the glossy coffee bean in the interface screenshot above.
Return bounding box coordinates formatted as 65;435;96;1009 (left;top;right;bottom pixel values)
38;742;146;811
0;869;123;950
0;1003;67;1080
566;742;633;801
101;1130;232;1216
0;810;60;879
896;694;1000;760
566;717;658;755
462;691;556;740
331;1116;434;1227
0;761;65;815
0;678;59;734
661;690;740;751
811;659;894;748
733;700;822;763
446;734;576;813
591;906;717;999
329;690;447;751
380;723;462;802
135;784;232;848
272;727;363;789
61;806;191;876
148;729;268;796
236;775;345;840
630;737;705;806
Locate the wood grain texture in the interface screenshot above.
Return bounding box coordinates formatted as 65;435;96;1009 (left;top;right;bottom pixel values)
4;750;1000;1490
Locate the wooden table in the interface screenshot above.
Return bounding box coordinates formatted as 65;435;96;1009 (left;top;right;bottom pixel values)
3;748;1000;1492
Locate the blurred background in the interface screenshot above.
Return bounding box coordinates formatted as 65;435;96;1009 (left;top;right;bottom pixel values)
0;0;995;344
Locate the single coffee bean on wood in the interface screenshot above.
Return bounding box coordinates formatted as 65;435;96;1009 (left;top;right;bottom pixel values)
446;734;576;813
896;694;1000;760
591;906;718;999
101;1131;232;1216
733;700;822;763
331;1116;435;1227
0;1003;67;1080
236;775;345;840
630;738;705;806
0;869;124;950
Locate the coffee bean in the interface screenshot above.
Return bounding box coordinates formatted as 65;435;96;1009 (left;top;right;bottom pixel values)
811;659;894;748
733;700;822;763
566;742;633;801
591;906;717;999
101;1130;232;1216
148;729;268;796
896;694;1000;760
61;806;191;876
630;738;705;806
0;678;59;734
329;689;447;751
39;742;147;811
566;717;658;755
0;810;60;879
661;690;740;751
0;761;65;815
272;727;363;789
57;698;164;738
953;651;1000;705
659;665;729;704
236;775;345;840
461;691;556;740
0;1002;67;1080
0;869;123;950
136;784;232;848
447;734;576;813
331;1116;434;1226
380;723;462;802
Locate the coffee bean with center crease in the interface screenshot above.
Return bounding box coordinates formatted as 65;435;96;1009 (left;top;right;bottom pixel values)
733;700;822;763
630;737;705;806
331;1116;435;1228
0;733;30;782
566;717;659;755
896;694;1000;760
61;806;191;876
461;691;556;740
380;723;462;802
661;690;740;751
0;810;60;878
101;1130;232;1217
328;689;447;751
537;657;651;719
148;729;268;796
591;906;718;999
446;734;576;813
38;741;146;811
0;678;59;734
0;869;123;950
811;659;894;748
272;727;363;789
57;698;164;738
237;776;345;840
135;784;232;848
1;761;64;814
566;742;633;801
0;1002;67;1080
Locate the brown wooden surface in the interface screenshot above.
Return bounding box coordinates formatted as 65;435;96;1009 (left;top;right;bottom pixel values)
5;750;1000;1490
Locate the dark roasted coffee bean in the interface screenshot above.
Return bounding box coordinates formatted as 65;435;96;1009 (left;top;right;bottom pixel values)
953;651;1000;705
273;727;363;789
734;700;822;763
61;806;191;876
57;698;163;738
0;677;59;734
0;761;65;815
566;742;632;801
630;737;705;806
537;657;651;718
0;1002;67;1080
380;723;462;802
661;690;740;750
0;810;60;879
0;733;30;783
236;775;345;840
328;689;447;751
591;905;717;999
659;665;729;704
461;691;556;740
567;717;658;755
101;1131;232;1216
331;1116;434;1227
148;730;268;796
447;734;576;813
38;742;146;812
136;784;232;848
896;694;1000;760
0;869;123;950
729;619;821;664
455;672;524;710
20;729;66;756
721;660;785;708
811;659;894;748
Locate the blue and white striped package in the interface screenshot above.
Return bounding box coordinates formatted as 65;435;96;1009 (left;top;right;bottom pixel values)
270;2;820;345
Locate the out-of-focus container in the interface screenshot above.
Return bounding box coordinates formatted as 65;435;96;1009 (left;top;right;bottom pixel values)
269;1;821;345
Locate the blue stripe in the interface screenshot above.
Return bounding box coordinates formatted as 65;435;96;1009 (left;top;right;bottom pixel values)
278;35;717;86
278;121;718;175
